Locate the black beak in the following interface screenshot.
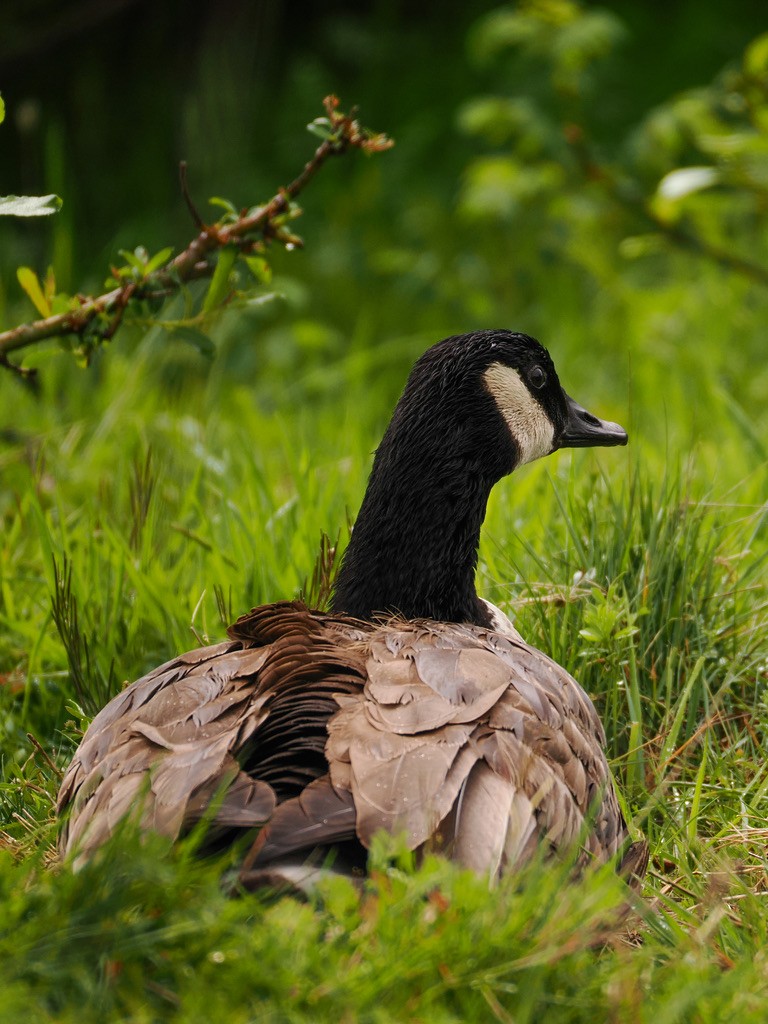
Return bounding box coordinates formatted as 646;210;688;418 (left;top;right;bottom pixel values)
557;392;628;449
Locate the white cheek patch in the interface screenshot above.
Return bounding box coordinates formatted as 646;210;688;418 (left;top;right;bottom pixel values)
483;363;555;466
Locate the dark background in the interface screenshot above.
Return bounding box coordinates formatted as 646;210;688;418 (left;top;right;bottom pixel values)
1;0;763;286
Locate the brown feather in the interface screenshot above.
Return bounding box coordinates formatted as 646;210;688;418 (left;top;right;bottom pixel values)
58;601;642;890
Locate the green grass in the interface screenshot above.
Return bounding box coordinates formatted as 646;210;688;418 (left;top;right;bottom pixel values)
4;3;768;1015
1;278;767;1020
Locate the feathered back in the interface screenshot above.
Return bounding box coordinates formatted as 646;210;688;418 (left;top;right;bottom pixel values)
58;601;645;886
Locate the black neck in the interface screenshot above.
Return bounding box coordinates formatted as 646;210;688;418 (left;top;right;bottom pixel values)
330;386;518;624
331;463;495;625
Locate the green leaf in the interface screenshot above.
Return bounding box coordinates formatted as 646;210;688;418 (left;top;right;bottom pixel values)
118;248;148;272
143;246;174;275
17;267;51;317
0;193;62;217
50;293;79;316
208;196;238;218
307;117;336;142
244;256;272;285
0;94;5;125
202;247;237;314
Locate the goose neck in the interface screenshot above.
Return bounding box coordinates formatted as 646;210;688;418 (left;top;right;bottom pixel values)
331;457;496;625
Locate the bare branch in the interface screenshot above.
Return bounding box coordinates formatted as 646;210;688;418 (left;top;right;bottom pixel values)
0;96;393;374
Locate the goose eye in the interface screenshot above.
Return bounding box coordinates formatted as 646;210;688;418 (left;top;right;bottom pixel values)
528;366;547;389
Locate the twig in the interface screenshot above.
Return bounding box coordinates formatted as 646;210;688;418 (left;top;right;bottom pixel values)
0;351;39;387
26;731;63;779
0;96;392;372
179;161;205;231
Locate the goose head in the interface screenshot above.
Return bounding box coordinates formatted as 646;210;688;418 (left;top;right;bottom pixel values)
331;329;626;625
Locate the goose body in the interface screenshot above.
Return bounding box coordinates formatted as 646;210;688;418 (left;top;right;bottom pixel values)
57;330;647;887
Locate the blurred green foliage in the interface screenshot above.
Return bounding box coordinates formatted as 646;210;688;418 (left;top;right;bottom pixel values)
1;95;392;376
459;2;768;292
1;2;768;1020
1;0;765;450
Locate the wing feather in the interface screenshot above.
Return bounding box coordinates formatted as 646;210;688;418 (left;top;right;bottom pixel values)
323;618;634;881
58;602;641;889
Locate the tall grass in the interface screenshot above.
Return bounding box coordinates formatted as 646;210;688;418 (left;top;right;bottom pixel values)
0;295;767;1018
2;2;768;1014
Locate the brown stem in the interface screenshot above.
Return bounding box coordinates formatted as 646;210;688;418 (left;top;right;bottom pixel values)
179;161;206;232
167;133;347;280
26;731;63;779
0;97;392;372
100;282;136;341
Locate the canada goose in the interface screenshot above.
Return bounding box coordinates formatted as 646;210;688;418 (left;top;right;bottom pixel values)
57;329;648;889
